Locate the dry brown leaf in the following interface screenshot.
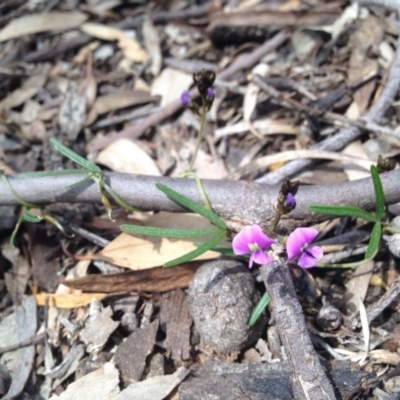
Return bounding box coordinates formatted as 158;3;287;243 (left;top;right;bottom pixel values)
96;138;161;175
62;263;200;294
215;118;299;138
99;232;219;270
346;16;384;118
344;261;374;315
192;148;228;179
73;41;101;65
342;141;370;181
0;75;46;111
21;120;46;142
0;11;88;42
143;16;162;76
81;23;147;63
244;64;270;138
3;247;30;305
151;68;192;107
86;90;152;125
58;83;87;139
34;293;107;309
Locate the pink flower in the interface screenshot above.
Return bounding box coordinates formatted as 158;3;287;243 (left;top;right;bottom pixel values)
286;227;323;268
232;225;275;268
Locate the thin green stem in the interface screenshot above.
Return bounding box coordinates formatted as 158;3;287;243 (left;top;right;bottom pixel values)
0;171;37;208
181;171;212;211
383;226;400;234
269;210;281;234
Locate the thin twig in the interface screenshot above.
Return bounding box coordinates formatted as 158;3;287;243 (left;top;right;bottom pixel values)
0;333;45;355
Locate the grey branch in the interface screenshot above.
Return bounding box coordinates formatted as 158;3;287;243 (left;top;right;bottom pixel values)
2;168;400;233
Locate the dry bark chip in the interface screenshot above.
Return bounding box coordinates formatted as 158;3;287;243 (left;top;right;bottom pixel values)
188;260;266;354
79;305;119;353
58;83;87;140
114;319;159;383
159;289;191;360
3;297;37;400
178;361;372;400
48;362;120;400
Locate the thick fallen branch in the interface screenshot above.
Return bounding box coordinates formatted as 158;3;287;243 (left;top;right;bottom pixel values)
2;168;400;233
259;261;337;400
258;19;400;185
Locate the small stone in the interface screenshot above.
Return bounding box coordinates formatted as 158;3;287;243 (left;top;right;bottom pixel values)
188;260;266;353
317;304;343;331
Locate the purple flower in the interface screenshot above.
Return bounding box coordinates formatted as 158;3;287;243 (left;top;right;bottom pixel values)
232;225;275;268
284;193;296;210
181;90;190;107
286;228;323;268
206;87;214;100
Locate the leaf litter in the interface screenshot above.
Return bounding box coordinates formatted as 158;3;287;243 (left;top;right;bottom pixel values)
0;0;400;399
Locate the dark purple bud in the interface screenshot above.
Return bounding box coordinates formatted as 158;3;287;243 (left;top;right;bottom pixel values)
284;193;296;210
181;90;190;107
206;87;215;100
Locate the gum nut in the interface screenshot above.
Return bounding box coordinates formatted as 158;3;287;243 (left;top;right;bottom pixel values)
388;234;400;258
188;260;266;354
316;305;343;331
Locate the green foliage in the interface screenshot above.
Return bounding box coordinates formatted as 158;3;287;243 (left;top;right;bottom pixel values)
156;183;226;229
365;222;381;260
121;225;220;238
310;164;387;268
49;138;140;217
122;183;228;267
370;165;385;220
164;230;226;268
249;291;270;327
309;205;378;222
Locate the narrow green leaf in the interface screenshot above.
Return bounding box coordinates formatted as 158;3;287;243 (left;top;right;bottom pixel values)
365;222;381;260
50;138;101;172
249;291;270;327
370;165;386;220
201;246;235;257
19;169;88;178
66;176;93;191
164;231;225;267
309;205;377;222
121;224;220;238
156;183;226;229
